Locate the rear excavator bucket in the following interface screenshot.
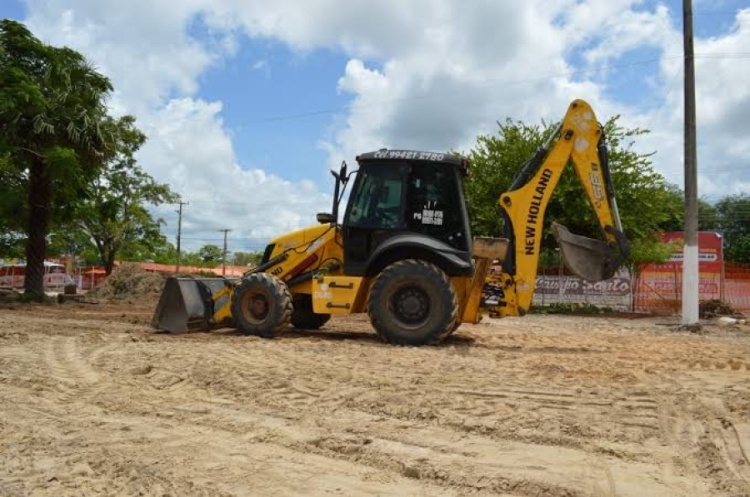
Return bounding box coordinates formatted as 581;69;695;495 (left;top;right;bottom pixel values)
152;277;237;332
551;222;629;282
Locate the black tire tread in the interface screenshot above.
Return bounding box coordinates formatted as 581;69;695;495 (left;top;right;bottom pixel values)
291;296;331;330
231;273;292;338
368;259;459;346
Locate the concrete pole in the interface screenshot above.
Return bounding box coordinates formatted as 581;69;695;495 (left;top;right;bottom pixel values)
682;0;700;326
175;201;188;273
219;229;231;276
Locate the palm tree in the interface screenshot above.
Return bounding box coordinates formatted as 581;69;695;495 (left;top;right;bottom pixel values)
0;20;113;299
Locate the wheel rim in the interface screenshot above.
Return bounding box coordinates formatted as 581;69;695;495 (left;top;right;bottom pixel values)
240;288;270;324
390;284;431;329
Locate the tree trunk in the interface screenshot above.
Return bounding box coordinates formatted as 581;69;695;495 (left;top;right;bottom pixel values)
24;157;52;301
101;239;118;276
104;249;116;276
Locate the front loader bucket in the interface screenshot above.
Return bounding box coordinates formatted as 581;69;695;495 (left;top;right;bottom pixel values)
152;277;236;332
552;222;628;282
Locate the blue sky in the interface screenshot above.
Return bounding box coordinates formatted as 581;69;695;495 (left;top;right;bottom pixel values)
3;0;750;252
194;36;350;184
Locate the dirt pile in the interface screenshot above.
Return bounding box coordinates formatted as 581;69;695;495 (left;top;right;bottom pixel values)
87;263;165;301
700;299;745;318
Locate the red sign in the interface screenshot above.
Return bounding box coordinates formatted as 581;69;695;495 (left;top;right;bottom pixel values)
654;231;723;273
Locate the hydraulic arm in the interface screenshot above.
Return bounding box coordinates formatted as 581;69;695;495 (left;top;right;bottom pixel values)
492;99;630;316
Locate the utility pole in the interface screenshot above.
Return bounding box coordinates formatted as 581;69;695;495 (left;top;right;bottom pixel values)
218;229;231;276
175;201;188;273
682;0;699;327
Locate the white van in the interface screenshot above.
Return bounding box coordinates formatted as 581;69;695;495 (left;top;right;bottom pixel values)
0;261;74;291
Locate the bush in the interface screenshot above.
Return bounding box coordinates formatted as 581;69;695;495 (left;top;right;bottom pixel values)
531;302;617;315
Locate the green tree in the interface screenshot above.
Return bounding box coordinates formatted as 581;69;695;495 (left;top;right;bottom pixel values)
698;198;719;231
182;251;205;267
0;20;113;299
150;243;210;268
151;242;177;265
0;231;25;259
47;225;98;264
73;115;178;275
464;119;542;237
625;235;680;310
198;244;224;265
0;151;24;237
464;115;683;261
652;193;717;233
715;193;750;263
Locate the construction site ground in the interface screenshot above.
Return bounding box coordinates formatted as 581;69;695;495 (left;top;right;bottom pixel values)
1;298;750;497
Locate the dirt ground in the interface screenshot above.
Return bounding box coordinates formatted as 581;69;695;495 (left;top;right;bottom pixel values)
1;300;749;497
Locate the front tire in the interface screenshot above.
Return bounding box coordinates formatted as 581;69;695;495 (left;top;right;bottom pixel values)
231;273;292;338
368;260;459;346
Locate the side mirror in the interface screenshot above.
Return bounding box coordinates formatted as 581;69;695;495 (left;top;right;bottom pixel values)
340;161;348;181
317;212;336;224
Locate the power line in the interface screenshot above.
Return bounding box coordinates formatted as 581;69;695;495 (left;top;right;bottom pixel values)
694;9;747;15
246;56;681;124
241;52;749;125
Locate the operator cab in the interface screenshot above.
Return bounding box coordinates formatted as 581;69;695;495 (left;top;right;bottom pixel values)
342;149;473;276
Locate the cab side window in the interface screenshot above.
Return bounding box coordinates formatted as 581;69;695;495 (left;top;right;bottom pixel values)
408;164;467;250
346;168;403;229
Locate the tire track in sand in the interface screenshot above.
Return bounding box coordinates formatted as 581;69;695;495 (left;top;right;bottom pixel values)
44;336;108;402
1;387;458;497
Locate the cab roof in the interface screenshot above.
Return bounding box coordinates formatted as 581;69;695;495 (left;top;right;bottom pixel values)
357;149;468;173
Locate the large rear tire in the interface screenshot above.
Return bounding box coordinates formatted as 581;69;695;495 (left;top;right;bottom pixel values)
231;273;292;338
368;259;459;346
291;295;331;330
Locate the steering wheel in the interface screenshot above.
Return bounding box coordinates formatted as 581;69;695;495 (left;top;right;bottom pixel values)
379;206;400;226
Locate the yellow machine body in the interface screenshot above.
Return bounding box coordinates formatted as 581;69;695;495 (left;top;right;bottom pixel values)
152;99;629;345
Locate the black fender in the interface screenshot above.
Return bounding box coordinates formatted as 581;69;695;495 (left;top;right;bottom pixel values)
365;234;473;277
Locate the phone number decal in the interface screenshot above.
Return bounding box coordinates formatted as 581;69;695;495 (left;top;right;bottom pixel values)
373;150;445;161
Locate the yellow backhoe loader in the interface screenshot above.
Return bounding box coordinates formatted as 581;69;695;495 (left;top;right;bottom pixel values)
152;99;630;345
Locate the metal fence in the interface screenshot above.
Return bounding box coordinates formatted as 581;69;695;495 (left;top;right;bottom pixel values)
633;262;750;313
533;262;750;313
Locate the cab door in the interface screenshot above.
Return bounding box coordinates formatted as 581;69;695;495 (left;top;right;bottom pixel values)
342;163;407;275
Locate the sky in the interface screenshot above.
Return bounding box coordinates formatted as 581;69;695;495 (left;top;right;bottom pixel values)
2;0;749;254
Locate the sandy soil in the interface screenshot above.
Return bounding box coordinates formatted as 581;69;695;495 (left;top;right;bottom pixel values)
1;300;749;497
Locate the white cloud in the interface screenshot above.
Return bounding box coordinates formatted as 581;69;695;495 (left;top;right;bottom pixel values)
140;98;331;249
19;0;750;252
25;0;225;115
627;7;750;197
23;0;336;251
